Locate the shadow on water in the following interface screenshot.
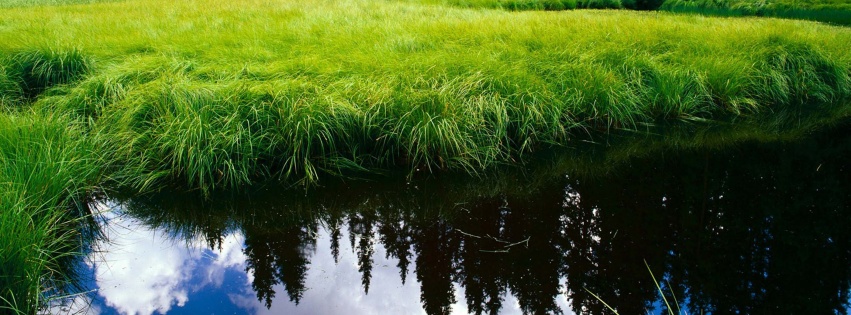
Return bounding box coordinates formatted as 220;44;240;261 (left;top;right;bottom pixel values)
77;116;851;314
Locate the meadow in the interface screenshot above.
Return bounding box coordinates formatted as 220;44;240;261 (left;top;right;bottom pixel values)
3;0;850;191
661;0;851;25
0;0;115;8
0;0;850;313
407;0;851;24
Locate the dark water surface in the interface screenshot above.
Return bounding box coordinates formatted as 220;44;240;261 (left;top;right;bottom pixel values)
66;123;851;315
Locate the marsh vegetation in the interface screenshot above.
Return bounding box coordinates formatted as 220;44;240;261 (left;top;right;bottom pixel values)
0;0;849;313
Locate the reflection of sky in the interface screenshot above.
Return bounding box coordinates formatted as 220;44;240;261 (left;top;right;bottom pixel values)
48;293;102;315
79;202;573;315
84;202;250;315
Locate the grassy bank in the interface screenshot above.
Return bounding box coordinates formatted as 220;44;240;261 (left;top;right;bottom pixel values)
0;0;848;193
0;0;849;311
0;111;104;314
661;0;851;25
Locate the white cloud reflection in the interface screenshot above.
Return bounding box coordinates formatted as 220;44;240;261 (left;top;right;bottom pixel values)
87;202;574;315
47;293;101;315
88;202;245;315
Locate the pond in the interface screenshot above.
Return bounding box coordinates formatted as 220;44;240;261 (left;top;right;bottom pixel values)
55;121;851;315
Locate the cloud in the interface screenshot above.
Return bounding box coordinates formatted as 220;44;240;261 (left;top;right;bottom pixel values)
197;233;247;289
225;226;573;315
90;211;196;315
46;293;101;315
88;203;247;315
86;201;577;315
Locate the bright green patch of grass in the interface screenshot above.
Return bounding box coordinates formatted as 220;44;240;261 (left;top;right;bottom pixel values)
0;0;119;9
0;0;848;313
0;0;848;193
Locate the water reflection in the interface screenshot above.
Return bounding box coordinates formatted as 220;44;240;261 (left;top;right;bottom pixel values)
84;122;851;314
85;209;248;315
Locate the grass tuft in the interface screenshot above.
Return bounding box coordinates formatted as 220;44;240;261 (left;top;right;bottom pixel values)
3;48;92;100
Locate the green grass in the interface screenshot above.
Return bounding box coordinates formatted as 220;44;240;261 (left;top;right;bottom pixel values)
413;0;634;10
0;0;119;9
416;0;851;24
0;0;849;311
661;0;851;25
0;0;847;194
0;110;104;314
4;49;92;99
662;0;851;13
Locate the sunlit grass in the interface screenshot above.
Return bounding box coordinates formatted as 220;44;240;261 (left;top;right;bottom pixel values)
0;111;104;314
0;0;847;193
0;0;119;8
0;1;848;311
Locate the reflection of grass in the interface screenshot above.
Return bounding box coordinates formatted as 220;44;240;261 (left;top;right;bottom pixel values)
645;260;683;315
118;113;851;246
585;261;686;315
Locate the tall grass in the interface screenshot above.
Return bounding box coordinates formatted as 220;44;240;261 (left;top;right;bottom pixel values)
0;0;848;313
660;0;851;25
423;0;851;21
0;0;845;193
0;67;23;109
0;111;104;314
2;49;92;99
660;0;851;13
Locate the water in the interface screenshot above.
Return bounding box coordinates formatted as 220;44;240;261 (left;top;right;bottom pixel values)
63;122;851;314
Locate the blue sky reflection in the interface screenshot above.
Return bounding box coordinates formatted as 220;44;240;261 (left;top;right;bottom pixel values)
83;202;572;315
